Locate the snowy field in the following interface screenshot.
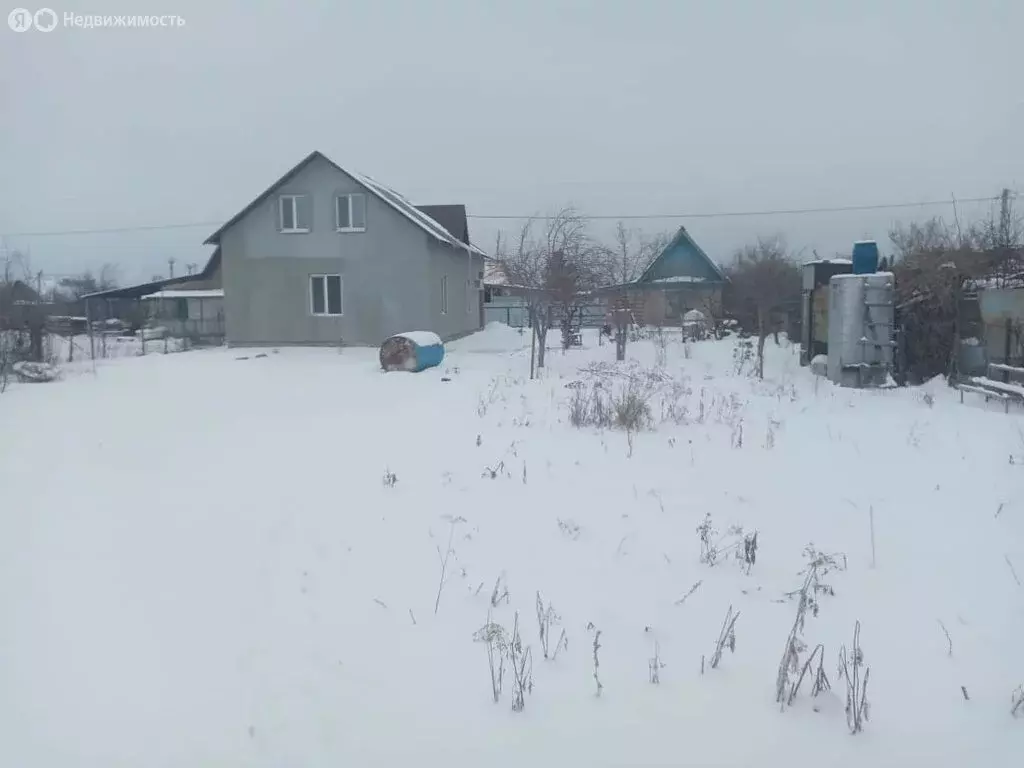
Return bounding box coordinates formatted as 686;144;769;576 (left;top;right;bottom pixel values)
0;324;1022;767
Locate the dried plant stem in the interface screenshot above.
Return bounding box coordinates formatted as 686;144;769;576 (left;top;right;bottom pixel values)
1005;554;1021;587
710;605;740;669
869;505;877;569
674;580;704;606
937;619;953;656
434;519;459;615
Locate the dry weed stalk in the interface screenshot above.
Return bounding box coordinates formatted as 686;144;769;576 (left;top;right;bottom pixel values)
710;605;740;669
837;621;871;734
535;591;568;660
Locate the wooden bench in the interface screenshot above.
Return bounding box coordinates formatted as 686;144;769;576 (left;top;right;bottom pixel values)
957;363;1024;413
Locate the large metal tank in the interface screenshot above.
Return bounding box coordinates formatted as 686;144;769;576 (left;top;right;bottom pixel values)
827;272;895;387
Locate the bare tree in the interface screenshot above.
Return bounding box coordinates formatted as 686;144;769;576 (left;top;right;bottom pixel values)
496;208;592;376
57;264;118;301
598;224;667;361
725;237;801;378
890;193;1022;383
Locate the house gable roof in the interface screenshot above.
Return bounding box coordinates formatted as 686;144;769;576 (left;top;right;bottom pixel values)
638;226;725;285
203;151;486;256
415;204;469;245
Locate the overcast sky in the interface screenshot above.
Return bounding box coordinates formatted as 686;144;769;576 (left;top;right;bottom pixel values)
1;0;1021;284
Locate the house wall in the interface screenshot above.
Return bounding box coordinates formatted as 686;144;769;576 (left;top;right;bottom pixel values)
978;287;1024;367
426;239;485;339
619;286;722;326
220;154;478;346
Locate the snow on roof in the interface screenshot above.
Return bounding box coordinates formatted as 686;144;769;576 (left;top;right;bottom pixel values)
352;171;488;258
804;258;853;266
482;259;507;285
142;289;224;300
647;275;707;284
204;152;487;258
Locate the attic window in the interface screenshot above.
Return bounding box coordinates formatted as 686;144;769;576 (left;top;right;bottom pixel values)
336;194;367;232
279;195;310;233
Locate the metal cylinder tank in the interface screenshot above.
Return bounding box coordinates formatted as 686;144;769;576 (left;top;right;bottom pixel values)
852;240;880;275
826;272;895;388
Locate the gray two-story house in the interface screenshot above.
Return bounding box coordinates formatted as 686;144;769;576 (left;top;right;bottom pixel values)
203;151;487;347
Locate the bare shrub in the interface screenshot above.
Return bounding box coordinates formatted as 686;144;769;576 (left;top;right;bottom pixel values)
566;381;593;427
382;469;398;487
535;591;567;660
777;559;834;709
566;363;675;432
597;224;669;361
837;621;871;734
725;237;801;379
495;209;599;378
696;513;758;571
612;383;653;432
477;377;507;417
659;379;690;424
709;605;740;669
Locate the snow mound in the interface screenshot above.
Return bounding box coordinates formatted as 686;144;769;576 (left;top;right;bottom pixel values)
448;322;530;353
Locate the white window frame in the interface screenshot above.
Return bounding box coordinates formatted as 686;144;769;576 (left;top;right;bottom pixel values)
335;193;367;232
309;274;343;317
440;275;448;315
279;194;309;233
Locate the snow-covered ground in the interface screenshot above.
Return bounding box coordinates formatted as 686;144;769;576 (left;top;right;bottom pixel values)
0;324;1021;766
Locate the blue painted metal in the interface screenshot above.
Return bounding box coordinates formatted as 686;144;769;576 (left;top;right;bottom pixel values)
380;333;446;372
413;340;445;371
852;241;880;274
638;226;725;284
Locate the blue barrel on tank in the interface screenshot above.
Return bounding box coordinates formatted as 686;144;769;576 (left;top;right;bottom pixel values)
852;240;880;274
379;331;445;372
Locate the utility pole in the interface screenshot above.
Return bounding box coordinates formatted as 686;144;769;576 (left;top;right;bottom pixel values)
1;237;9;283
998;188;1011;249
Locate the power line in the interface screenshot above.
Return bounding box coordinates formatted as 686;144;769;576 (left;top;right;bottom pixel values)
3;221;222;237
466;195;1004;221
0;194;1007;237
